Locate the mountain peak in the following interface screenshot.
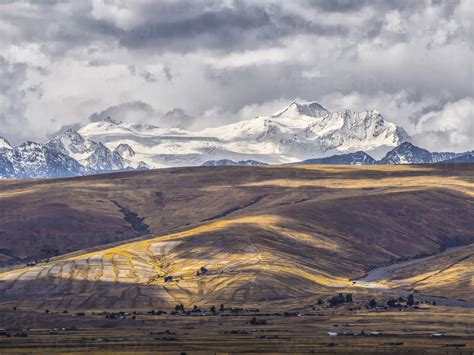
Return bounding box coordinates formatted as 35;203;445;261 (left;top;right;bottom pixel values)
60;128;85;141
380;142;434;164
273;101;329;119
114;143;135;158
0;136;12;150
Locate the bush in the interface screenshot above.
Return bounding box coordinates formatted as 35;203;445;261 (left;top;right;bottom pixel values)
328;294;346;307
249;317;267;325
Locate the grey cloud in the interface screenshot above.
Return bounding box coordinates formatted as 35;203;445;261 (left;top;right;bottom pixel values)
89;103;195;130
117;3;349;52
0;0;349;56
140;70;159;83
47;123;82;139
309;0;373;13
0;56;29;144
89;101;157;123
0;0;472;152
163;66;173;81
161;108;195;129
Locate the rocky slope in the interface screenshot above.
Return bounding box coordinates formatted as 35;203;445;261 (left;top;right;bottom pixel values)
46;129;124;171
0;141;85;179
297;151;376;165
379;142;459;164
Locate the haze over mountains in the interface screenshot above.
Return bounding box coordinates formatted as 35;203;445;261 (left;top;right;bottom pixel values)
0;101;472;178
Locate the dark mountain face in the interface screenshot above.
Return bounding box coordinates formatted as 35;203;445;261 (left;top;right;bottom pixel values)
379;142;434;164
440;152;474;164
201;159;267;166
378;142;461;164
293;143;471;166
299;151;376;165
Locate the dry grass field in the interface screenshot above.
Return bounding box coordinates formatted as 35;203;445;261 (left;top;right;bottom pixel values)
0;164;472;352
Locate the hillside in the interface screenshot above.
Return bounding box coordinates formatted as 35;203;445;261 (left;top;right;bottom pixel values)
0;164;472;310
380;244;474;301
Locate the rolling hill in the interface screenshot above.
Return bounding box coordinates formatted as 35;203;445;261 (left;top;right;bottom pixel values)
0;164;472;310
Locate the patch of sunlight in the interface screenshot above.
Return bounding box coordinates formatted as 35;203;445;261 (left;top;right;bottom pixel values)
287;164;435;172
0;188;38;199
240;176;474;196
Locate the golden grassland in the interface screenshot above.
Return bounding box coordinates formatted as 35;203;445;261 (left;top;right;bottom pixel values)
0;164;472;310
0;164;473;352
380;244;474;301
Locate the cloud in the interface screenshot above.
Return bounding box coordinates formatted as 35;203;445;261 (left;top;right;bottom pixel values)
161;108;195;129
89;101;158;123
412;98;474;152
0;0;472;152
47;122;82;139
0;56;31;144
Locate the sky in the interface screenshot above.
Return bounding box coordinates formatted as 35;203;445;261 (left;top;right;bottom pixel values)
0;0;472;152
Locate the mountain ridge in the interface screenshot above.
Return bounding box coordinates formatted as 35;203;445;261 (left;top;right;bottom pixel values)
1;101;472;178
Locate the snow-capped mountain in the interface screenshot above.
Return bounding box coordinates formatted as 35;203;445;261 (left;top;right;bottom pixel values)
0;136;12;151
46;129;124;171
201;159;267;166
77;101;409;168
379;142;459;164
0;141;85;178
297;151;376;165
4;100;470;179
114;143;135;159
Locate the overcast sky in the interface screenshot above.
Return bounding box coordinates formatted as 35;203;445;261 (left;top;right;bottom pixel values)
1;0;472;151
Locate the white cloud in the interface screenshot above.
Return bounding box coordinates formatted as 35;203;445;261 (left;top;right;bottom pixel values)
0;0;472;152
383;11;406;34
413;97;473;152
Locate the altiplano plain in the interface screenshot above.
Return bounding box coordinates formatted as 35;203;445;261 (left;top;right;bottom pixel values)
0;164;473;353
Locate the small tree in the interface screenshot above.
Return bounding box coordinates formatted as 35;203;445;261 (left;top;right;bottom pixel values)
368;299;377;308
387;299;397;307
328;294;345;307
210;305;216;314
345;294;353;303
407;294;415;306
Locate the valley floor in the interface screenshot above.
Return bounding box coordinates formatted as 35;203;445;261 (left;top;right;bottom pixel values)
0;302;473;353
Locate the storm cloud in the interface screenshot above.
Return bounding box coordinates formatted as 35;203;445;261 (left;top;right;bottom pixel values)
0;0;472;151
